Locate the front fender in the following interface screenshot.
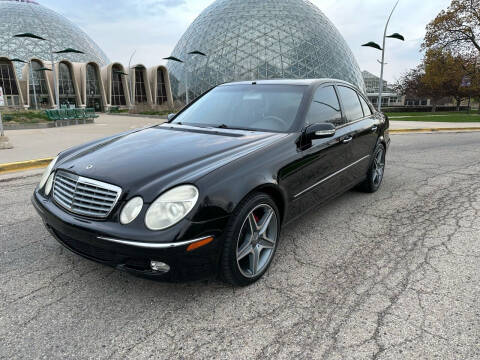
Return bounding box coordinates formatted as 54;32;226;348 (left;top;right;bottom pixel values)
192;149;290;223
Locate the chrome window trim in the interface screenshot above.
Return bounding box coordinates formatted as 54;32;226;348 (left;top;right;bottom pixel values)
294;155;370;198
336;116;370;130
96;235;214;249
53;171;122;218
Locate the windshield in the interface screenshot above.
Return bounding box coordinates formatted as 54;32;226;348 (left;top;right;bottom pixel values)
172;84;306;132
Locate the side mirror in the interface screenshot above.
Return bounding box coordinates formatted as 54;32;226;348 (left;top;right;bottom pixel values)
304;123;336;140
167;113;176;121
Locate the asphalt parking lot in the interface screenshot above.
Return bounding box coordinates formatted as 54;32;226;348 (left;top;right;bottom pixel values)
1;132;479;359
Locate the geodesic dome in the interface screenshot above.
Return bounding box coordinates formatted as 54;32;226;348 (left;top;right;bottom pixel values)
0;0;109;76
167;0;365;101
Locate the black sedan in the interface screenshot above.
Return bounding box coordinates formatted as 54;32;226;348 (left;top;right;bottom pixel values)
32;79;389;286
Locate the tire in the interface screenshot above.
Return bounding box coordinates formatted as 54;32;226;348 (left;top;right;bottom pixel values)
220;192;281;286
358;143;386;193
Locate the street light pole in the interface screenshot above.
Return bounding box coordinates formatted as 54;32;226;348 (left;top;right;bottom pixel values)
29;60;38;110
128;50;136;108
14;31;85;110
186;51;207;105
378;0;399;112
26;1;59;109
362;0;404;112
49;42;60;109
11;58;38;110
163;51;207;105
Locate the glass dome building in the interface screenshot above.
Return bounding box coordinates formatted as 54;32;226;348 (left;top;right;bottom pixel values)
167;0;365;102
0;0;109;75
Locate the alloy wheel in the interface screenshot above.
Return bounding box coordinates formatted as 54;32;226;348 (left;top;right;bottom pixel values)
372;148;385;186
236;204;278;278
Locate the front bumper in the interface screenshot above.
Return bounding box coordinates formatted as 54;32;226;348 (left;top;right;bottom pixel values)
32;192;227;281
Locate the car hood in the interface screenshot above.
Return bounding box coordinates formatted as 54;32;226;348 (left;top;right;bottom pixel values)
56;124;285;201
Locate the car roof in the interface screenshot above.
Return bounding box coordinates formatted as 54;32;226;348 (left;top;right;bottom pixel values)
221;78;357;88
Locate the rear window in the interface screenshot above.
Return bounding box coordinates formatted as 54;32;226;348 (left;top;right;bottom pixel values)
359;95;372;116
337;86;364;122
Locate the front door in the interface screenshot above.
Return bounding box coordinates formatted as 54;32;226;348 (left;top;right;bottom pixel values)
283;85;354;217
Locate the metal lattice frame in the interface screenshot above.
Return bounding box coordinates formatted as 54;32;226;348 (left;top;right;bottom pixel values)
166;0;365;102
0;0;109;78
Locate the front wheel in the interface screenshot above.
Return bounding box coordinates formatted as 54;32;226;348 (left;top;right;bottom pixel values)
358;143;386;193
220;193;280;286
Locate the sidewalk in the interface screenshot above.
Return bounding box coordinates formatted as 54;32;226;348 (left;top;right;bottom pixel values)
390;120;480;130
0;114;164;164
1;116;479;165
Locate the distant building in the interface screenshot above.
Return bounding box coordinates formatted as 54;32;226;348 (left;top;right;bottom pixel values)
0;57;173;111
0;1;174;111
362;71;405;107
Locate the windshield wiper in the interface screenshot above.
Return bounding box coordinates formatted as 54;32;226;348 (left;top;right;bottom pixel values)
215;124;251;131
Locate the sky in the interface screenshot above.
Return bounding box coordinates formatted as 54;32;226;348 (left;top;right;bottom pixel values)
41;0;452;84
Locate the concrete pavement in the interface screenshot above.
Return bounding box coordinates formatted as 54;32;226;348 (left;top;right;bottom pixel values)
1;133;479;359
0;114;164;164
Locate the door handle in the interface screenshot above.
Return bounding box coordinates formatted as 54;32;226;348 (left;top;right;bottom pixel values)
342;136;353;144
371;126;378;132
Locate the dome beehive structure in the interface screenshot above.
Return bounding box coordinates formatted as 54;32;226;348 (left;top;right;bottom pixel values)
0;0;109;74
167;0;365;101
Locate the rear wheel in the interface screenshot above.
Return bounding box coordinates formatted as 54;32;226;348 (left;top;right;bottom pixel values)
358;143;386;193
220;193;280;286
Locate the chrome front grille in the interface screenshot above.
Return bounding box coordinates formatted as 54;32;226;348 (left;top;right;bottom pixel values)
53;170;122;218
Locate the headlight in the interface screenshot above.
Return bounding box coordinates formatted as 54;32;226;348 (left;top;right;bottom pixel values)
44;173;55;196
38;156;58;191
120;197;144;225
145;185;199;230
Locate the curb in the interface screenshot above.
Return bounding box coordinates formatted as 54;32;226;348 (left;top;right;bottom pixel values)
390;127;480;134
0;157;54;175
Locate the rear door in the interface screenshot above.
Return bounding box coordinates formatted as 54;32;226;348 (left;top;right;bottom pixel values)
357;93;380;155
335;85;377;186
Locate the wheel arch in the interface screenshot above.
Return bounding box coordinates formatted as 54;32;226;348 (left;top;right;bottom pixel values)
377;135;387;152
251;183;287;224
224;182;287;225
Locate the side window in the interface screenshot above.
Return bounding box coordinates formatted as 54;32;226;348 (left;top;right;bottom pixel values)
359;95;372;116
337;86;364;122
305;86;343;127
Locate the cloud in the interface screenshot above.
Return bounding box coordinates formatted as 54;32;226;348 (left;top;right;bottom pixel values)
157;0;187;8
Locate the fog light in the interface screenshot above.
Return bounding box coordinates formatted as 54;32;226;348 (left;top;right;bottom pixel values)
150;261;170;273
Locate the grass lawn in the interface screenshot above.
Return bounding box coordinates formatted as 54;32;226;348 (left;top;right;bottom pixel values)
1;110;50;123
385;111;480;122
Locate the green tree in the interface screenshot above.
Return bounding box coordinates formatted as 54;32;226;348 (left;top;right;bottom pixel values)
394;49;479;112
423;49;467;111
423;0;480;55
